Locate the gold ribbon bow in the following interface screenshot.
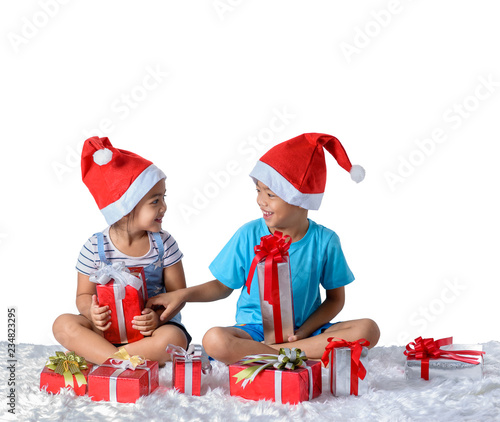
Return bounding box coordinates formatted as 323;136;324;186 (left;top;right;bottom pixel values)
109;348;145;370
45;351;88;388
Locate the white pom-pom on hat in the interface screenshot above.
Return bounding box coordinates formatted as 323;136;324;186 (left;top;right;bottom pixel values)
93;148;113;166
350;164;365;183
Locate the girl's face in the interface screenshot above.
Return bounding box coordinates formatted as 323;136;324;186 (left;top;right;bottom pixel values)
131;179;167;233
256;181;303;232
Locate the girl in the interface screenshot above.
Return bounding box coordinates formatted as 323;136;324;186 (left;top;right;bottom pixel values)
52;137;190;365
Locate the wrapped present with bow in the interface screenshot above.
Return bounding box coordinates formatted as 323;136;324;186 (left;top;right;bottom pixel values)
167;344;212;396
88;348;159;403
90;263;147;345
229;348;322;404
404;336;485;381
321;337;370;396
40;351;92;396
246;231;294;344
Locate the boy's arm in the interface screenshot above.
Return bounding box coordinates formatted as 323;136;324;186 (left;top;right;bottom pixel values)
288;286;345;342
133;260;188;334
146;279;233;322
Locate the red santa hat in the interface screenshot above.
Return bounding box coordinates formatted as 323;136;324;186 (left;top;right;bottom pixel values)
249;133;365;210
81;136;166;225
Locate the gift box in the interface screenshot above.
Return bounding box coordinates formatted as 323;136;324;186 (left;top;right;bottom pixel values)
404;336;485;381
322;338;370;396
229;348;322;404
91;263;147;345
40;351;92;396
88;353;159;403
167;344;211;396
246;231;294;344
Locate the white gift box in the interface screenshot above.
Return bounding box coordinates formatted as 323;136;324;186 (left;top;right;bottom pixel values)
257;258;294;345
329;346;369;396
405;344;484;381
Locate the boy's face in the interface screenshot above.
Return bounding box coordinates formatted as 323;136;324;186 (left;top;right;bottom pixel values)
255;181;306;232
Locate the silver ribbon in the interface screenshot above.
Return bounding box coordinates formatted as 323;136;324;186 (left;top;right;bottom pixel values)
89;261;143;300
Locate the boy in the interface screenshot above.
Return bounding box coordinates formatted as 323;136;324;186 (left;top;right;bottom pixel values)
148;133;380;364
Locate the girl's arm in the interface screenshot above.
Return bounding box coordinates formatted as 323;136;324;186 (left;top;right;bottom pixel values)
288;286;345;342
76;272;111;331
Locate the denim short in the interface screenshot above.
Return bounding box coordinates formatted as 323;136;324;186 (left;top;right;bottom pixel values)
233;321;337;343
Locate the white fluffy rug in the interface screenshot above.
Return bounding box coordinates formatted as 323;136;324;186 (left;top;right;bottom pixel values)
3;341;500;421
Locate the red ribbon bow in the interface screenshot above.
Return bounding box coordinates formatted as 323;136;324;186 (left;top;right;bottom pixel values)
245;231;291;343
404;336;485;380
321;337;370;396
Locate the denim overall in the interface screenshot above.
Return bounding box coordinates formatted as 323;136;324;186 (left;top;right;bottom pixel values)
95;231;182;325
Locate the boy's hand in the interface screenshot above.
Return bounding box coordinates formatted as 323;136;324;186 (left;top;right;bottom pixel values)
90;294;112;331
146;290;186;322
288;329;307;343
132;308;159;336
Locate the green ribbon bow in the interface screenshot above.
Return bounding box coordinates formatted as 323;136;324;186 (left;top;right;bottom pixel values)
233;348;308;388
45;351;88;388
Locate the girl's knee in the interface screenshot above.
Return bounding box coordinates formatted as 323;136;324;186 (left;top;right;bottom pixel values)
52;313;90;343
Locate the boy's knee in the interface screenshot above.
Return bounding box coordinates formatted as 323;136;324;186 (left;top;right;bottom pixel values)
360;318;380;347
202;327;231;360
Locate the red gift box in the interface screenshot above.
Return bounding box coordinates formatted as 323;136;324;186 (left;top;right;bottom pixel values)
88;358;159;403
229;360;322;404
167;344;211;396
95;266;147;345
172;357;202;395
40;364;93;396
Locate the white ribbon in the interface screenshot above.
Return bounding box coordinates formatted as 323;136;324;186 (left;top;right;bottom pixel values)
90;261;143;300
275;370;282;403
109;368;126;402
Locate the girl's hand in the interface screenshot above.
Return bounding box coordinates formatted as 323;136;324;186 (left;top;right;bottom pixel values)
90;295;112;331
132;308;159;336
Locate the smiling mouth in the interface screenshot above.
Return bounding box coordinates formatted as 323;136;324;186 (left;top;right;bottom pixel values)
262;211;273;219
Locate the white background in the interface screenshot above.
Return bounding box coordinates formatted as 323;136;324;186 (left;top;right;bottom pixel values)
1;1;499;348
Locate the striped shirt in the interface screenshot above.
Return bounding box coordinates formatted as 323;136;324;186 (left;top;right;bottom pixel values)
76;227;183;276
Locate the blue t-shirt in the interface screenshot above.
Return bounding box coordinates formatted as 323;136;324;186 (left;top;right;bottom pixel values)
209;218;354;327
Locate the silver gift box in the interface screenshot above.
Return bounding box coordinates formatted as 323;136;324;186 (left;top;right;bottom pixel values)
329;346;369;396
256;258;294;345
405;344;484;381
